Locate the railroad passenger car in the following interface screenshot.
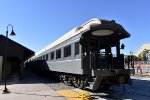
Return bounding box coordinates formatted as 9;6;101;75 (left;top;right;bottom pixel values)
27;18;133;90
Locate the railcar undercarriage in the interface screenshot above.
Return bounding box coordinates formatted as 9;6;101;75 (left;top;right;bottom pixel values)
58;68;132;91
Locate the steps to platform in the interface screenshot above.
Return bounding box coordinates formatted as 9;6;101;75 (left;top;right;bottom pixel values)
85;76;103;90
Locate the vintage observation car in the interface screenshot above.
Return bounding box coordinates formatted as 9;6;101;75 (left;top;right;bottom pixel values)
27;18;132;90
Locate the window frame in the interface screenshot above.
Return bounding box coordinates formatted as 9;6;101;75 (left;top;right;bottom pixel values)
64;45;71;58
75;42;80;56
56;49;61;59
50;52;54;60
46;54;48;61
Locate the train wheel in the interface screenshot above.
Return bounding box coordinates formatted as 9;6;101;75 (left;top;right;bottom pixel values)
63;75;69;85
64;80;68;85
78;79;85;89
67;77;73;86
73;77;79;87
59;75;63;82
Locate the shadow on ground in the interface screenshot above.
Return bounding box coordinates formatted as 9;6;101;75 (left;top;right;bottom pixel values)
1;68;150;99
0;67;60;85
89;78;150;99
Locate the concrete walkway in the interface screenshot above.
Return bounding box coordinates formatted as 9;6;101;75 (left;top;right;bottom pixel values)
0;69;66;100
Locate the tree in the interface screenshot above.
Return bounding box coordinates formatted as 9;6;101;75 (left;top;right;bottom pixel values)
124;55;140;63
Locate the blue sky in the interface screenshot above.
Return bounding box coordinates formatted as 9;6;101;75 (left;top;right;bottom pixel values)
0;0;150;55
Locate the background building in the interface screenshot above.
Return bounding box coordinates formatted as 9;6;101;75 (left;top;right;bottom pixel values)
0;35;34;79
135;43;150;56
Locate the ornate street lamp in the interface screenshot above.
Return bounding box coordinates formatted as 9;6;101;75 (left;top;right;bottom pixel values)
3;24;16;93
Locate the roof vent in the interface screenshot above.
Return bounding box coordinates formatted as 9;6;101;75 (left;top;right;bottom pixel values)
111;20;115;23
75;26;83;31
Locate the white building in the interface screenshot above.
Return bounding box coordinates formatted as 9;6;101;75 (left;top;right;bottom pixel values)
135;43;150;56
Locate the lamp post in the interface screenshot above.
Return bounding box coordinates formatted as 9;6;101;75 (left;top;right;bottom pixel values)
146;50;150;73
3;24;16;93
148;51;150;73
129;51;134;74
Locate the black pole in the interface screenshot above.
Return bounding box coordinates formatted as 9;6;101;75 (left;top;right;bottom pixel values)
3;29;9;93
3;24;15;93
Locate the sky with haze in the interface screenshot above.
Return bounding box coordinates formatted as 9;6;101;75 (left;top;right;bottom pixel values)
0;0;150;55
